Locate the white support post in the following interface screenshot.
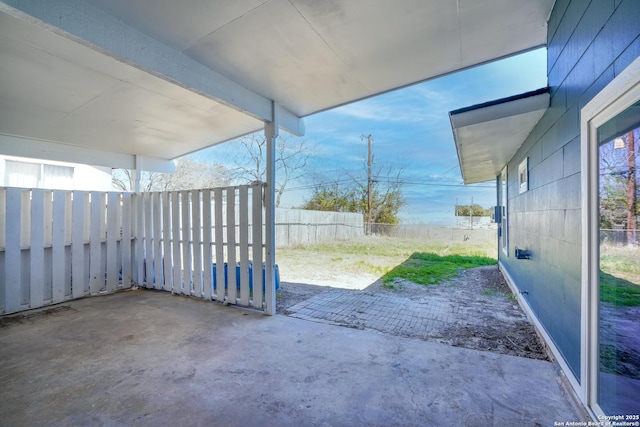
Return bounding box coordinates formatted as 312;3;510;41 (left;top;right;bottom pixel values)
264;102;278;315
133;155;141;193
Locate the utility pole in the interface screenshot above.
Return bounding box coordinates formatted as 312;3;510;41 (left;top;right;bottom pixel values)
470;196;474;230
455;197;459;229
366;134;373;235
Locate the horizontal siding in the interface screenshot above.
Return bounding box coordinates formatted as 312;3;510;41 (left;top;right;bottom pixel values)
501;0;640;380
547;0;594;83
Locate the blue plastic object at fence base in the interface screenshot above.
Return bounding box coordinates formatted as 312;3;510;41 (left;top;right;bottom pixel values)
212;262;280;292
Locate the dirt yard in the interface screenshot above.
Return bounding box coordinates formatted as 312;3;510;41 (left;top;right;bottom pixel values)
278;266;548;361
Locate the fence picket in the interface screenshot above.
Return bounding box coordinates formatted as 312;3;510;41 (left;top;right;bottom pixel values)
43;191;53;247
51;191;66;303
0;188;5;250
106;192;119;292
238;186;250;306
121;193;133;288
20;191;30;249
71;192;86;298
134;193;144;286
5;188;22;313
214;188;224;302
152;192;163;289
251;185;263;308
191;191;203;298
171;192;181;293
226;188;237;304
202;189;212;300
144;192;153;287
89;192;105;294
30;189;45;308
161;192;172;292
43;191;53;302
0;189;5;313
181;191;192;295
64;193;72;296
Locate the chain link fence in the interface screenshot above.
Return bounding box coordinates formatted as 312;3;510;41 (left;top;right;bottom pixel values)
367;223;497;242
274;209;498;247
600;228;639;246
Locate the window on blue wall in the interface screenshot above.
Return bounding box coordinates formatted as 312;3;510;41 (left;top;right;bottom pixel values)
518;158;528;194
500;167;508;256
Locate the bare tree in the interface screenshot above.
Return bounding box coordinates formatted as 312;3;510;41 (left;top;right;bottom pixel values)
112;157;231;192
112;168;135;192
231;133;314;207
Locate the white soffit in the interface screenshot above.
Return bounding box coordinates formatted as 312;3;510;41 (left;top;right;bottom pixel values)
0;0;554;169
0;8;265;170
450;88;550;184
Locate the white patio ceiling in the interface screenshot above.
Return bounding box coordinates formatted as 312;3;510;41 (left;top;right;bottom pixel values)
0;0;555;171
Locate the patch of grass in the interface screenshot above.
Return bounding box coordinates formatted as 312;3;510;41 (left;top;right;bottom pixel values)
600;245;640;284
303;240;407;257
482;289;497;296
600;271;640;307
382;252;497;286
285;236;496;260
599;244;640;307
276;233;498;285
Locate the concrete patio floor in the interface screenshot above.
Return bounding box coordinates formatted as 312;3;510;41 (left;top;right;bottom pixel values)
0;290;586;426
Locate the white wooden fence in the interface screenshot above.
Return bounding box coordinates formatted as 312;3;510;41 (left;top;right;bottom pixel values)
0;184;270;315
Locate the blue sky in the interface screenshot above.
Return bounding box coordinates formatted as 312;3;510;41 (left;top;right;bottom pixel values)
197;48;548;225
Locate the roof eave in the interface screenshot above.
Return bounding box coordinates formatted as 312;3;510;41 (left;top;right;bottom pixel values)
450;87;550;185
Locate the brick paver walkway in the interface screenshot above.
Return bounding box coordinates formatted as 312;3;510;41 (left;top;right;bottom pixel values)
285;287;486;339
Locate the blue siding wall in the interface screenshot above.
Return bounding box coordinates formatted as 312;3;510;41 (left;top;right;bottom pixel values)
501;0;640;380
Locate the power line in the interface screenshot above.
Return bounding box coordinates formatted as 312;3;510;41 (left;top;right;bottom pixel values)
435;164;460;177
285;179;494;192
397;180;494;188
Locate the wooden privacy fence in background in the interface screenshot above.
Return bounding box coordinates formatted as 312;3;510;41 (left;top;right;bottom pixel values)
275;208;363;247
0;184;269;315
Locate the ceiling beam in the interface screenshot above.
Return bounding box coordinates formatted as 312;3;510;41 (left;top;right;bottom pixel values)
0;0;304;137
0;134;175;173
